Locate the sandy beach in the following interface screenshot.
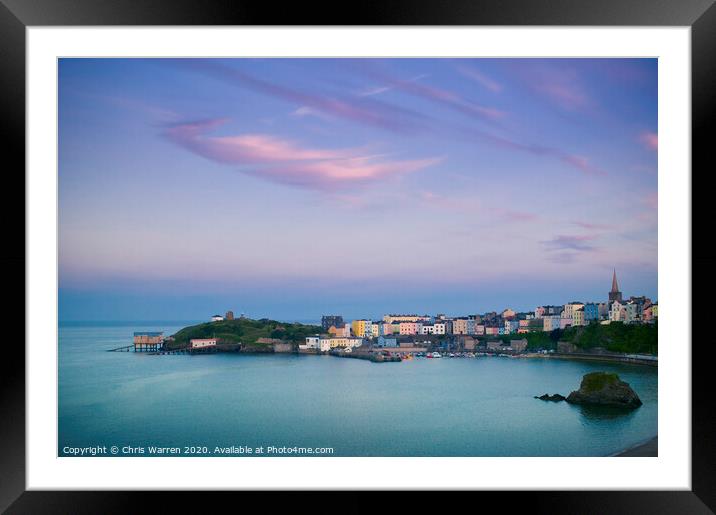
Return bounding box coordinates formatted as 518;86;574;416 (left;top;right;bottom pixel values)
614;436;658;457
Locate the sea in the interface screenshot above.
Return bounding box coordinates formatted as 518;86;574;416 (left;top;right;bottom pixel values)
58;321;658;457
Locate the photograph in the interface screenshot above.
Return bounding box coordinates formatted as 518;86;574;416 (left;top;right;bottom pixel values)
57;57;659;459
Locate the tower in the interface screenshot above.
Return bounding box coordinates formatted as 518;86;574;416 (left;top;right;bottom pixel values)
609;269;623;304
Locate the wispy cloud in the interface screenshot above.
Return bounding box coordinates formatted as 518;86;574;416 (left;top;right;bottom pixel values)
639;131;658;151
101;95;181;123
534;68;591;112
171;59;429;133
356;85;392;97
456;65;502;93
355;75;428;97
163;119;440;191
290;106;333;121
511;63;592;112
541;234;597;252
538;82;589;111
458;125;605;176
572;221;614;231
363;69;505;124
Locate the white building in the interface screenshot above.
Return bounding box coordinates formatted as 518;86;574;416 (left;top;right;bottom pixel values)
610;300;624;322
210;314;224;322
433;322;447;335
190;338;218;349
610;300;638;323
421;324;435;335
300;336;320;351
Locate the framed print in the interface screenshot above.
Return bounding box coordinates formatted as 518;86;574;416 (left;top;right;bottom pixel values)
3;0;715;512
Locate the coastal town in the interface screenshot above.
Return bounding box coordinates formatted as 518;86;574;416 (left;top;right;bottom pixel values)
129;270;657;364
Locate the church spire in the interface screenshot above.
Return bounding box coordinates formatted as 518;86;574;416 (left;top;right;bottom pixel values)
609;269;623;304
611;269;619;293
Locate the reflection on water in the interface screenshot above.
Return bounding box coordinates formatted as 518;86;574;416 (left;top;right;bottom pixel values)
572;403;639;422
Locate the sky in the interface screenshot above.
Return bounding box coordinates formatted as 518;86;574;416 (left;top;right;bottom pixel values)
58;58;658;322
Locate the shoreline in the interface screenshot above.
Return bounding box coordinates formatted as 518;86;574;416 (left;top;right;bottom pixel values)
612;436;658;457
144;348;658;368
519;352;657;367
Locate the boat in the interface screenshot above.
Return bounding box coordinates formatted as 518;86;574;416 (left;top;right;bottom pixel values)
449;353;455;358
431;352;442;358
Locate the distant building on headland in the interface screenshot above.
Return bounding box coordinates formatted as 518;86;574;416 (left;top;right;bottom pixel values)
211;314;224;322
225;310;234;320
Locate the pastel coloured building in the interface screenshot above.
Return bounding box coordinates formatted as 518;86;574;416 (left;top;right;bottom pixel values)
562;302;584;320
583;303;599;322
504;319;520;333
572;307;585;327
351;320;370;338
320;337;364;349
453;318;469;335
399;322;421;335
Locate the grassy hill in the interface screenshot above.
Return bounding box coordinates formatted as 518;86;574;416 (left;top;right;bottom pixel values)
488;321;657;355
167;317;321;350
561;321;657;355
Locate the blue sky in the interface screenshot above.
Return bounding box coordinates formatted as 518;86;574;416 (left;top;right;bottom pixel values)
58;58;657;321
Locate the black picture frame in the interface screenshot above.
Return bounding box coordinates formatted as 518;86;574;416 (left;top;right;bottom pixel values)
2;0;713;511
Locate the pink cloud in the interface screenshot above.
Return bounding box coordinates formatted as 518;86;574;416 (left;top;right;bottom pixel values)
163;119;440;191
639;131;658;151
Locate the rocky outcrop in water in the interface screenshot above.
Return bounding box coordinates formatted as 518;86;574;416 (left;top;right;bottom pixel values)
534;393;566;402
565;372;642;408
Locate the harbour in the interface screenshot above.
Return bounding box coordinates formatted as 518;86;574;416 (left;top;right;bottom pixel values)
60;322;658;458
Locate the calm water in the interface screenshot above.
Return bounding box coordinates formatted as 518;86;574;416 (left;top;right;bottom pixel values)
59;322;657;457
